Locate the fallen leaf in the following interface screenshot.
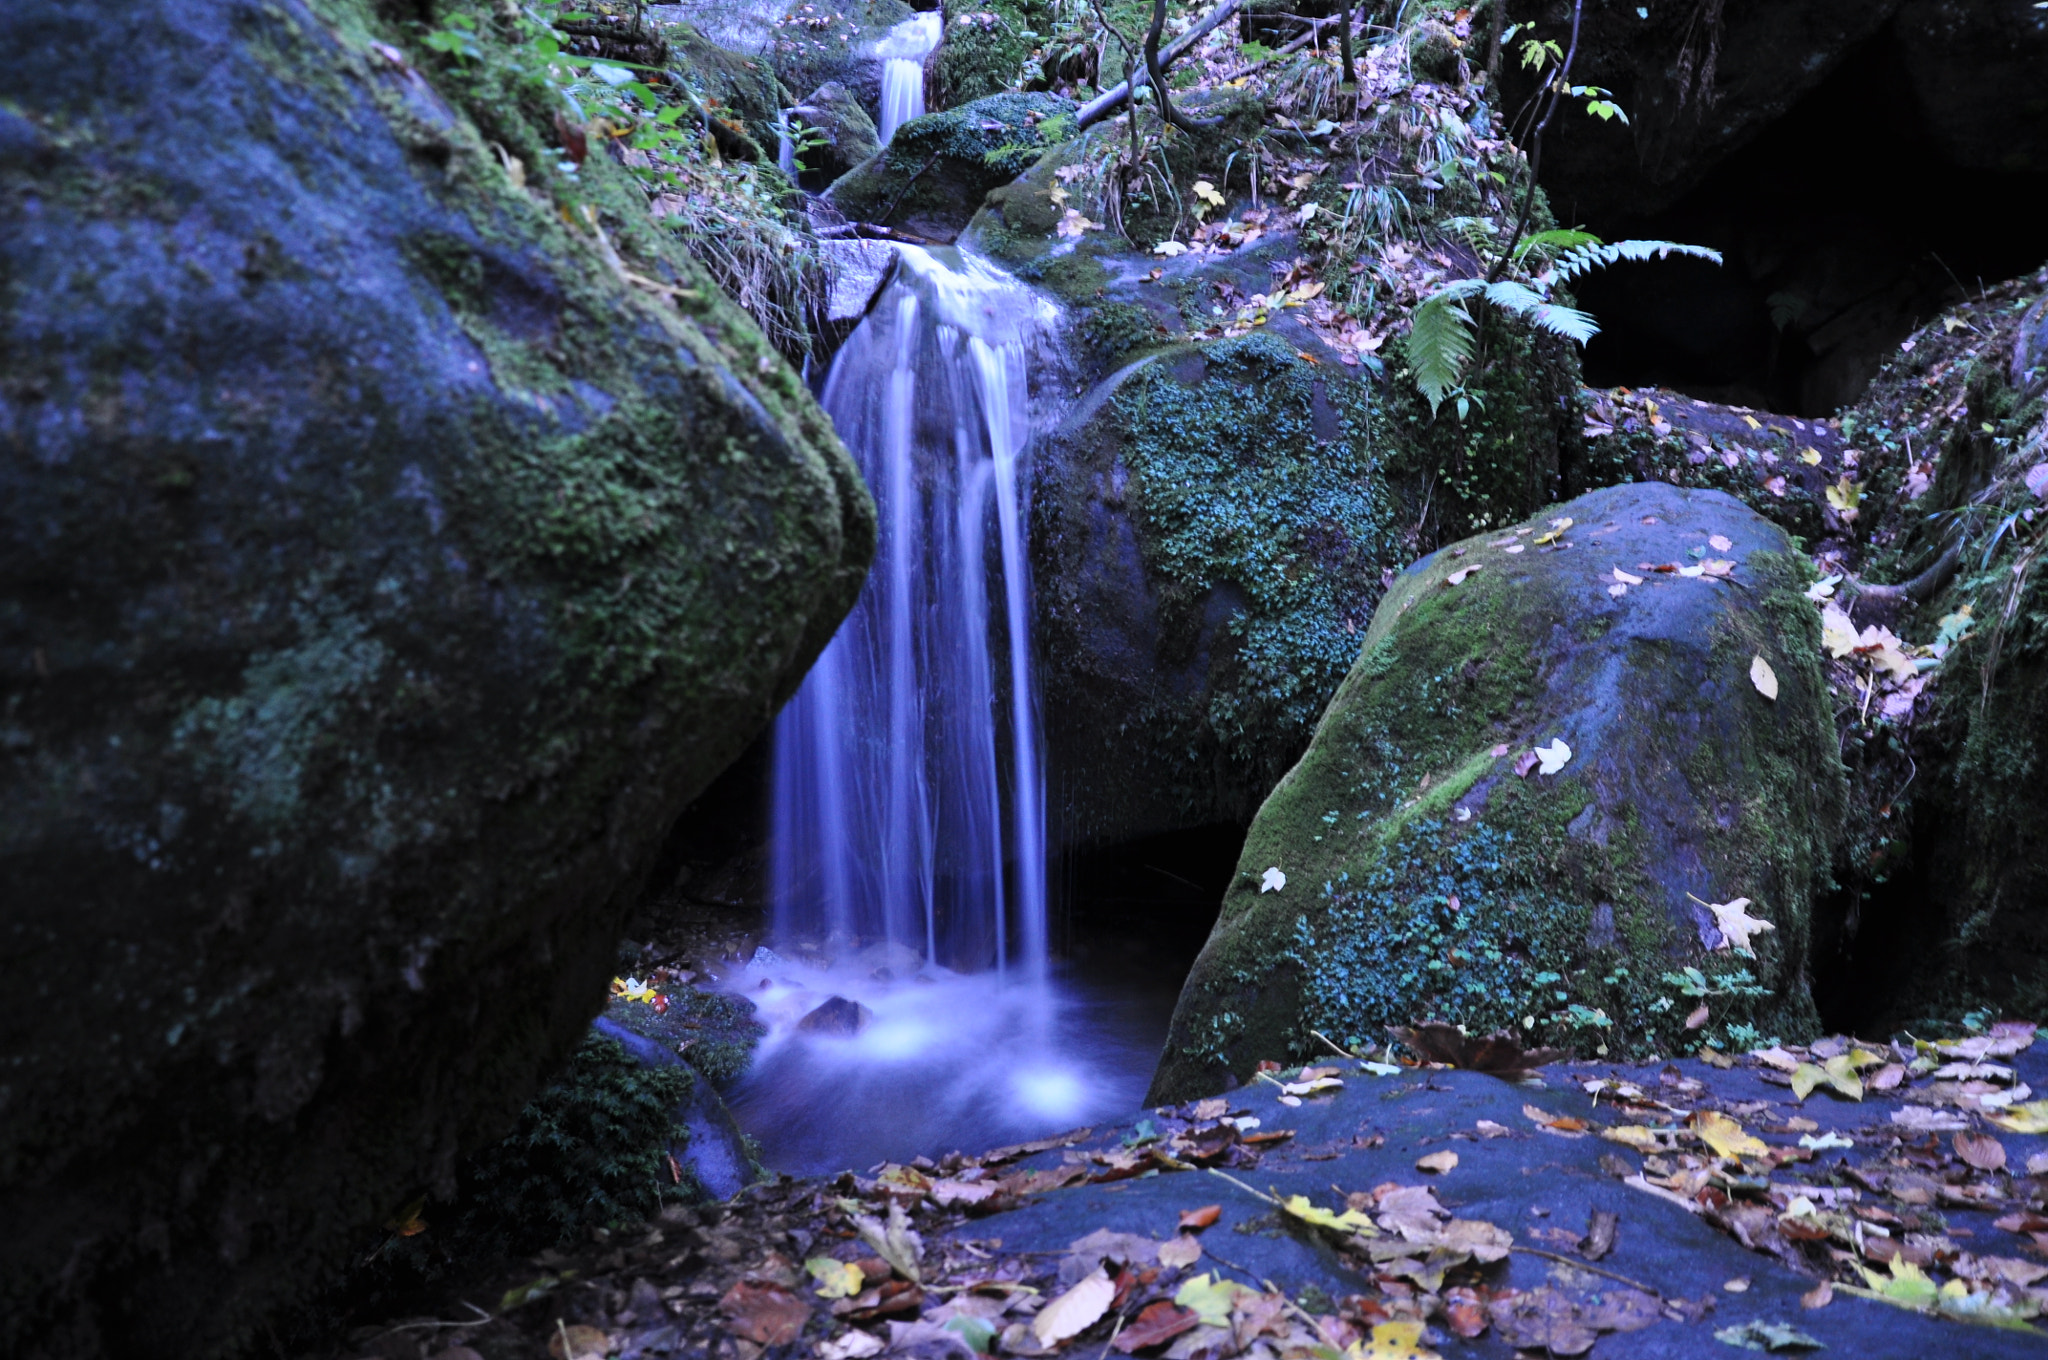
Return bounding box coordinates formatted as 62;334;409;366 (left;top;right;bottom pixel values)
1157;1234;1203;1268
1805;573;1842;601
1955;1131;2008;1171
1580;1209;1618;1261
1707;897;1776;953
1713;1319;1823;1351
549;1324;610;1360
1441;1286;1488;1338
1514;749;1541;777
1112;1301;1200;1353
1695;1111;1769;1160
1179;1204;1221;1230
1801;1280;1833;1309
1686;1002;1712;1030
720;1282;808;1346
1723;1276;1751;1293
1033;1267;1115;1344
1800;448;1823;466
1173;1273;1253;1328
1534;517;1574;546
1153;240;1188;256
1446;565;1480;585
1280;1193;1378;1235
1709;534;1733;551
1799;1131;1854;1150
1415;1150;1459;1174
1361;1320;1441;1360
806;1258;865;1300
1476;1119;1510;1138
1608;582;1628;597
1260;866;1285;893
1612;566;1644;585
1534;738;1572;775
1749;655;1779;699
838;1200;923;1284
1987;1100;2048;1134
1524;1105;1589;1137
818;1331;885;1360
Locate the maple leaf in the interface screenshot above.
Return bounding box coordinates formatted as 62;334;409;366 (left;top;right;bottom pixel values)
1707;897;1775;953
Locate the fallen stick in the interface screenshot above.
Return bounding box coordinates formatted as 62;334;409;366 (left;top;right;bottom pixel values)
1074;0;1245;130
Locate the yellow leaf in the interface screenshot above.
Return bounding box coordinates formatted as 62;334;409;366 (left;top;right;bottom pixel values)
1987;1100;2048;1134
1533;516;1574;545
1193;180;1225;207
1857;1257;1939;1310
1707;897;1775;953
1800;448;1823;465
1445;565;1480;586
806;1257;865;1299
1790;1064;1827;1101
1826;477;1864;518
1694;1110;1768;1160
1360;1320;1442;1360
1280;1193;1378;1236
1601;1125;1664;1151
1742;414;1761;430
1034;1267;1115;1344
1821;1053;1865;1101
1750;655;1778;700
1174;1273;1253;1327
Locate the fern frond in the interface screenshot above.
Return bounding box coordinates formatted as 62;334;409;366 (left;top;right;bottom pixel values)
1479;281;1598;343
1405;286;1479;415
1552;238;1724;285
1512;228;1601;263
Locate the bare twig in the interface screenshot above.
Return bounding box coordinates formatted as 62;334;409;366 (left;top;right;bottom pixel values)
1486;0;1582;282
1509;1245;1666;1298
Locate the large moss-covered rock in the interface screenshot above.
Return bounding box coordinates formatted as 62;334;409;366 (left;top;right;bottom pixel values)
0;0;871;1354
1149;483;1846;1103
789;80;882;186
825;92;1074;239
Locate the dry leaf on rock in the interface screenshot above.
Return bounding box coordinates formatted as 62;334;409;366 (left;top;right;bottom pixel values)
1707;897;1776;953
1749;655;1778;700
1390;1022;1567;1078
1986;1100;2048;1134
1032;1268;1114;1345
548;1324;610;1360
1694;1110;1769;1160
807;1257;865;1300
1686;1003;1712;1030
817;1330;885;1360
1446;565;1480;586
1414;1150;1459;1174
1361;1320;1441;1360
1157;1234;1203;1269
1580;1209;1618;1261
1534;738;1572;775
719;1281;809;1346
1710;534;1733;551
1178;1205;1221;1230
1259;866;1286;893
1111;1302;1200;1353
1954;1131;2007;1171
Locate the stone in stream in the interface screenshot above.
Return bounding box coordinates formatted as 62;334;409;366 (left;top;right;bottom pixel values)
824;93;1075;241
1149;482;1847;1103
787;81;881;186
0;0;870;1353
795;995;875;1035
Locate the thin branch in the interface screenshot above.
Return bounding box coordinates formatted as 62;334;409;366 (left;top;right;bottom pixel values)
1074;0;1244;129
1486;0;1582;282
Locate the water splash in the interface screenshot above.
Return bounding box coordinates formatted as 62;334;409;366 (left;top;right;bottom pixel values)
774;107;797;180
873;12;942;143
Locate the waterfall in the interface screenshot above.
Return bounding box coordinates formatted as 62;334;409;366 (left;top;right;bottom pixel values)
774;107;797;180
873;11;942;143
770;245;1058;982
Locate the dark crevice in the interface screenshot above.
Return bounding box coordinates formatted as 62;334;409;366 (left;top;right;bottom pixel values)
1553;30;2048;416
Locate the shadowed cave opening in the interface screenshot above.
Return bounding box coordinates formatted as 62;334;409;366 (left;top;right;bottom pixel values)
1556;33;2048;417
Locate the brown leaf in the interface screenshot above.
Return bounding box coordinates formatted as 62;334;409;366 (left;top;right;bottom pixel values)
549;1325;609;1360
1685;1003;1710;1031
1579;1209;1618;1262
1514;749;1541;777
1157;1235;1203;1269
1390;1023;1566;1078
720;1281;809;1346
1801;1280;1833;1310
1955;1130;2008;1172
1179;1205;1222;1231
1112;1301;1200;1353
1441;1286;1488;1339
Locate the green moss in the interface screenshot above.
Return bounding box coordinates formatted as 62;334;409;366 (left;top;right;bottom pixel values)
603;988;766;1086
826;92;1075;226
932;9;1036;109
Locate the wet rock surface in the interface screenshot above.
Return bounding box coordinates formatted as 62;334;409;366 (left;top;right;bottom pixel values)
1151;482;1845;1103
0;0;869;1352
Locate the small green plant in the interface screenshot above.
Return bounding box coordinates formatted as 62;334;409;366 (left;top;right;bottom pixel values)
1404;234;1723;414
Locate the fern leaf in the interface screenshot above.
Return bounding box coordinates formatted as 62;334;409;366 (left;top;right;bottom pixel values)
1552;239;1723;285
1406;288;1478;415
1512;228;1601;263
1481;281;1600;344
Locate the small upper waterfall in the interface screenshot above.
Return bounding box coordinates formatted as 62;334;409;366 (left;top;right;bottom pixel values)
873;11;942;143
770;246;1059;980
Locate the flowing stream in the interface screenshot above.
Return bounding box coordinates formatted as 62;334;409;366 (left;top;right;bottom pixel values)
730;247;1163;1173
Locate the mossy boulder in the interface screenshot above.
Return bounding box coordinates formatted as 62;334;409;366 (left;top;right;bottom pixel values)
931;8;1036;109
1148;482;1847;1103
825;91;1074;239
0;0;870;1354
790;80;882;187
761;0;916;119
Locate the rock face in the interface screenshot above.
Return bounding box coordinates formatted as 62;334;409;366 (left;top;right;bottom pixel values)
789;81;882;186
1508;0;2048;221
1149;483;1846;1103
0;0;871;1354
824;92;1074;240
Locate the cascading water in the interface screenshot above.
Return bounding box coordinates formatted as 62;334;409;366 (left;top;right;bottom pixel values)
873;11;942;143
731;247;1157;1172
774;107;797;180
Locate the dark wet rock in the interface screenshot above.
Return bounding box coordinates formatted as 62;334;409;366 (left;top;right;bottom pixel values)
791;81;882;186
591;1018;756;1200
796;995;875;1035
0;0;870;1353
930;9;1036;109
1150;482;1846;1103
1506;0;2048;221
825;92;1074;240
761;0;916;133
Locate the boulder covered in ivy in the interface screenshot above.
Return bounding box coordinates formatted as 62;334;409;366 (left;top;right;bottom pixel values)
1148;482;1847;1103
0;0;870;1354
